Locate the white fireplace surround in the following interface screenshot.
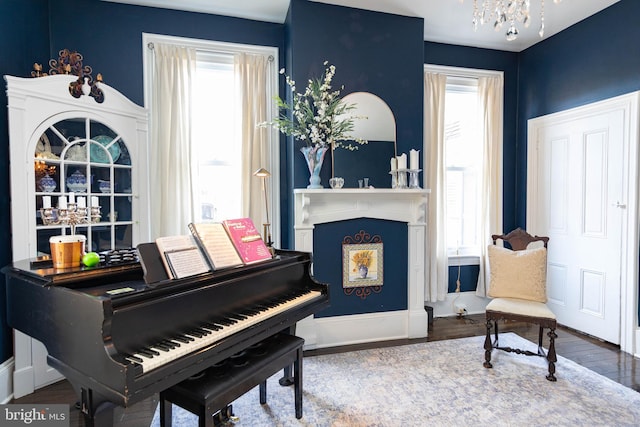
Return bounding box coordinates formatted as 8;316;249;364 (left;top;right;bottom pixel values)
294;188;430;349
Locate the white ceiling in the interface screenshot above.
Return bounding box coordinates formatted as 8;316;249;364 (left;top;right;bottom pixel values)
103;0;620;52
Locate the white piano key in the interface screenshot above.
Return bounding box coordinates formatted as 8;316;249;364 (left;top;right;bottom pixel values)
130;290;322;374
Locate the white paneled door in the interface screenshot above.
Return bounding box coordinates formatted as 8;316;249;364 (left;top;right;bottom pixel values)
528;102;628;344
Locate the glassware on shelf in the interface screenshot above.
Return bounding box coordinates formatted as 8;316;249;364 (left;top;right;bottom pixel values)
38;173;57;192
66;169;87;193
98;180;111;193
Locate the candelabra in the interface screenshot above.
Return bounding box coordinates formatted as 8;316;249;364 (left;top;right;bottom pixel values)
40;199;101;235
391;169;423;189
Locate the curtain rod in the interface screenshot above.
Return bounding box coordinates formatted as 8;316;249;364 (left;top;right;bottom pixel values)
146;42;274;62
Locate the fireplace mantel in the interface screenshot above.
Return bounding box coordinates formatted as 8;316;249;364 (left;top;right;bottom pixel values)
294;188;430;349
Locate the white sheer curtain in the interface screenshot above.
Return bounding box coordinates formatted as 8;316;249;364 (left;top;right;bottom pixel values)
424;72;448;302
235;53;271;228
149;43;196;238
476;75;504;297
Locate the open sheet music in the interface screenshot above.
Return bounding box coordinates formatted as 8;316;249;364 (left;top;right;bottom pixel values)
188;222;243;270
155;235;210;279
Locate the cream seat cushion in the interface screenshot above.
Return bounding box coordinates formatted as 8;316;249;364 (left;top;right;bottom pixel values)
487;245;547;303
486;297;556;319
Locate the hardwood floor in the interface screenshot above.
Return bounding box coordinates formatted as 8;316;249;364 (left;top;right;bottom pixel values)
12;314;640;426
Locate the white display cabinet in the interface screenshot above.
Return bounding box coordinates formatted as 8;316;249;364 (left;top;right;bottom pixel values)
5;73;150;397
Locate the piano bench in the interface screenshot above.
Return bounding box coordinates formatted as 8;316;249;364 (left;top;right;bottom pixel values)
159;333;304;427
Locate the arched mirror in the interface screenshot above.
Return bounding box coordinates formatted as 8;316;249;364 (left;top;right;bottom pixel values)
334;92;396;188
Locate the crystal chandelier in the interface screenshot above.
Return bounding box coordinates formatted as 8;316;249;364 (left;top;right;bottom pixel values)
472;0;562;41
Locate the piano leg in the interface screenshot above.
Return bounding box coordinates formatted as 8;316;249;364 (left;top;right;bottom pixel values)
80;387;116;427
278;325;296;386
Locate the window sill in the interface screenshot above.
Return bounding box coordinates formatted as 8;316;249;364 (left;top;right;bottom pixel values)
448;254;480;266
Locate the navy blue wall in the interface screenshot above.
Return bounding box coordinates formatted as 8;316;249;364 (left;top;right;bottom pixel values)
313;219;408;317
0;0;51;364
516;0;640;227
287;0;424;196
47;0;284;107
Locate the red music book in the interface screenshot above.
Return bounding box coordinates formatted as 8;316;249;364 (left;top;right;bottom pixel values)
222;218;272;264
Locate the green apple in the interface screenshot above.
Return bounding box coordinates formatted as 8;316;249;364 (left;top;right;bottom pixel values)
82;252;100;267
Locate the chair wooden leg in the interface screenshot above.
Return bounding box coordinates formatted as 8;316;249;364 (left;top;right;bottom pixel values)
546;328;558;382
483;319;493;368
537;326;546;356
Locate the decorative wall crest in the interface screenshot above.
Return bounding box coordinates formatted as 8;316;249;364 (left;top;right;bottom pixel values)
31;49;104;103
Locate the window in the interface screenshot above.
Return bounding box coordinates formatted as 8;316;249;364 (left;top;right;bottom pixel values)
444;78;482;255
192;54;241;222
425;64;503;263
143;34;280;241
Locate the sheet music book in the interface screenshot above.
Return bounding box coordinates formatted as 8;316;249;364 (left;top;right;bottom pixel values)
188;222;243;270
222;218;273;264
155;235;211;279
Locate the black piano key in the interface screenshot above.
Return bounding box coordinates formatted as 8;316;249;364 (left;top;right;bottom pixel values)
160;339;179;349
172;335;193;343
137;348;156;358
124;353;144;363
153;343;171;351
143;346;161;356
212;318;235;326
187;329;204;338
202;322;222;331
230;312;248;320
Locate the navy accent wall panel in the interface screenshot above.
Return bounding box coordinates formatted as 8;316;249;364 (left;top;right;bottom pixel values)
287;0;424;192
312;218;408;318
0;0;50;364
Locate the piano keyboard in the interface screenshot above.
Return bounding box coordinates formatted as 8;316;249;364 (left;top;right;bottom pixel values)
124;289;322;374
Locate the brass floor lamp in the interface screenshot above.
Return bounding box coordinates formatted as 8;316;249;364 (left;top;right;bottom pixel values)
253;168;274;251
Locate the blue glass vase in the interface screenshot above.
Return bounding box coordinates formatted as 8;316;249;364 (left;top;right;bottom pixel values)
301;145;328;189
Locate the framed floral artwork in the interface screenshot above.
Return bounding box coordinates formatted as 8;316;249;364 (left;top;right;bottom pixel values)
342;243;383;288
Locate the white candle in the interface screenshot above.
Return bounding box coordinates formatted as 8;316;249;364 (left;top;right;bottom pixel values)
390;157;397;171
410;149;419;170
58;196;67;209
91;196;99;207
68;192;75;204
42;196;51;209
397;153;407;170
77;197;86;208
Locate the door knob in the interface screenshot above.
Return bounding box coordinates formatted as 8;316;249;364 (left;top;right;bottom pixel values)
612;201;627;209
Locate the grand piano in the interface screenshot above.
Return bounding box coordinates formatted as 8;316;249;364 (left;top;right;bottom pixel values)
4;249;329;426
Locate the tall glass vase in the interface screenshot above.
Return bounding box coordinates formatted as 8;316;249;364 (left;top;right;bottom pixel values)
301;145;328;189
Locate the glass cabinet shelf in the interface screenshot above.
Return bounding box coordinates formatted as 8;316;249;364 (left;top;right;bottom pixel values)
33;117;134;253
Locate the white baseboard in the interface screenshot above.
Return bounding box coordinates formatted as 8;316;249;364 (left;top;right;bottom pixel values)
298;310;427;350
427;291;489;318
0;358;14;404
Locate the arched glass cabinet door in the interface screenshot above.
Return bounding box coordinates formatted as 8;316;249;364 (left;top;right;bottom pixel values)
34;117;133;254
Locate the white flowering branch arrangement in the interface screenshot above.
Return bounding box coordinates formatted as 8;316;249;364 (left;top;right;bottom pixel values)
265;61;367;151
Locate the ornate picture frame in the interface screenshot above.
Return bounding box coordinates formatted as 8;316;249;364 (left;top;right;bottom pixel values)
342;242;384;288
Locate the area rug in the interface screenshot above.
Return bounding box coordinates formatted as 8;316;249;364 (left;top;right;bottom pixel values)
150;333;640;426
